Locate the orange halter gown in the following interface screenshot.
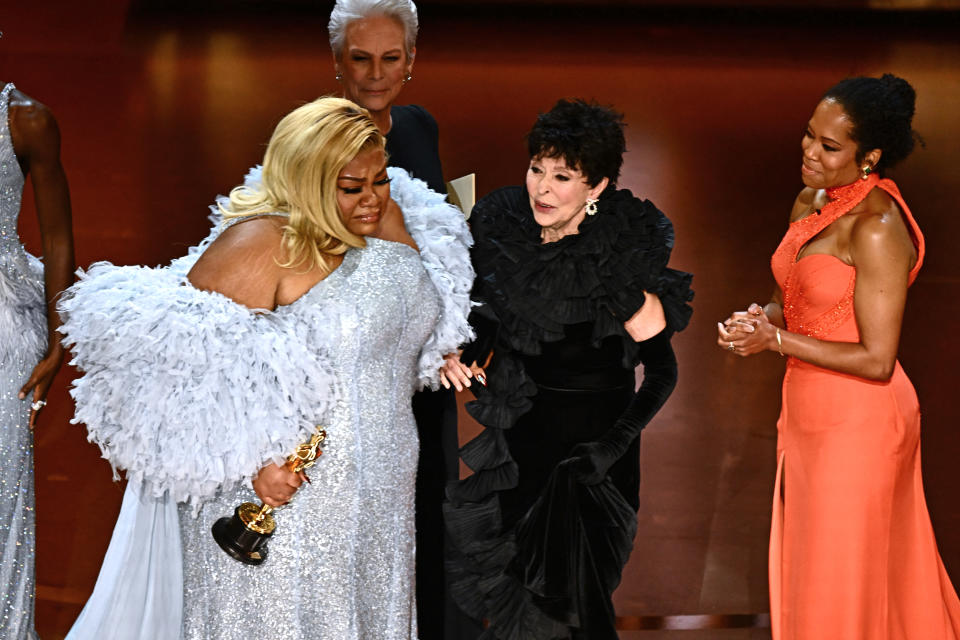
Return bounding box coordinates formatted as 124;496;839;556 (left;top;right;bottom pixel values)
768;173;960;639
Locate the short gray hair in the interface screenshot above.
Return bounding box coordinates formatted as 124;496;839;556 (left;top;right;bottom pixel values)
329;0;419;60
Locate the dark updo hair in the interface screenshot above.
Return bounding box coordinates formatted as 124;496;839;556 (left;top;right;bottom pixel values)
822;73;920;174
526;99;626;188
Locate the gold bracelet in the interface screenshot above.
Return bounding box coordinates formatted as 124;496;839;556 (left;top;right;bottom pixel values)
776;327;784;356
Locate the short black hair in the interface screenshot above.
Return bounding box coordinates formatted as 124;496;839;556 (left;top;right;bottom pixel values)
822;74;920;174
526;99;626;187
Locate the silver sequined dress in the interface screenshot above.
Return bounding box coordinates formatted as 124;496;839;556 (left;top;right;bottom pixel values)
59;168;475;639
0;82;43;640
179;235;439;639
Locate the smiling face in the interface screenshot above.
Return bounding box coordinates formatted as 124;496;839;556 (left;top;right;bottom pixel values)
337;146;391;237
335;15;413;118
526;155;608;241
801;99;879;189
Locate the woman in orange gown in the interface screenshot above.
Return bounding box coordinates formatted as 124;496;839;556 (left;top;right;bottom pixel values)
719;74;960;639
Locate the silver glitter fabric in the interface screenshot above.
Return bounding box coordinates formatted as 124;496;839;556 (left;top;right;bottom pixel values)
59;165;472;638
179;237;440;640
0;82;44;640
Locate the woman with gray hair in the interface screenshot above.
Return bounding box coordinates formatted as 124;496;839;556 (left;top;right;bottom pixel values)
328;0;444;194
330;4;464;638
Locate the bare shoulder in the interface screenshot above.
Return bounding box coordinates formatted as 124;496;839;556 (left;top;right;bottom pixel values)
199;216;286;269
849;190;915;267
7;89;60;159
221;215;285;245
788;187;820;223
851;188;909;237
9;90;57;137
188;217;287;308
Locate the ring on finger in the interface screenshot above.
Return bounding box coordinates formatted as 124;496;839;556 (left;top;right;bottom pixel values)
728;342;736;352
30;399;47;412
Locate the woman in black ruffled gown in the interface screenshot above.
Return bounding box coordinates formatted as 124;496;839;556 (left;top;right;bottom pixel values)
445;99;694;640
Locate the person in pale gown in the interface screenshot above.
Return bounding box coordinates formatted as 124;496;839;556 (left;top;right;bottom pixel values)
0;80;74;640
59;96;474;639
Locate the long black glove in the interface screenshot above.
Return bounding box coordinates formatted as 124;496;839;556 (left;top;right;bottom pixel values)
568;328;678;485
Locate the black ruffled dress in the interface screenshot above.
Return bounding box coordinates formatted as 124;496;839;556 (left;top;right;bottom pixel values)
445;185;693;640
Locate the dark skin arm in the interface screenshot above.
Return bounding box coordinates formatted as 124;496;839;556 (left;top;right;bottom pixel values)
187;217;331;507
718;187;916;381
7;88;75;428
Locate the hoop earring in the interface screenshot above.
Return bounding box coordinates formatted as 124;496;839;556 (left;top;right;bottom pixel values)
861;165;872;180
585;198;599;216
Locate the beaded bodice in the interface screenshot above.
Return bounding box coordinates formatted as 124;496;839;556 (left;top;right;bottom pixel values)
0;83;25;251
770;174;924;340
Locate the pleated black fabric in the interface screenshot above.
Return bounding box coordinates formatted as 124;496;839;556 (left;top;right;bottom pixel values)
446;185;693;639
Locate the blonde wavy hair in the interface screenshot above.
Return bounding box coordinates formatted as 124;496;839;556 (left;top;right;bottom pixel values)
222;96;385;271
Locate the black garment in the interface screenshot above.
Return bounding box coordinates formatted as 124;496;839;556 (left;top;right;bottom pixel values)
411;386;459;639
386;104;446;195
446;186;693;639
386;103;460;640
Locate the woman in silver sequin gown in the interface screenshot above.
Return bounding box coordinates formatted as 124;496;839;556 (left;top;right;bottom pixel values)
179;230;440;639
60;97;474;640
0;81;74;640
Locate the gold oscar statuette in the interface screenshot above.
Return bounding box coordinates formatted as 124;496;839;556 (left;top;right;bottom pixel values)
211;426;326;565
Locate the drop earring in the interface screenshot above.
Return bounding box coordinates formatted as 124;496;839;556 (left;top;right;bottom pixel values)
861;165;872;180
585;198;599;216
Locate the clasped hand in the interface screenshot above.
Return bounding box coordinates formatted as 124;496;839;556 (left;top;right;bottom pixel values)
717;303;776;356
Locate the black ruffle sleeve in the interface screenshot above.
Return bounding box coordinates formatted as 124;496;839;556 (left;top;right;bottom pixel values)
465;185;692;364
446;184;693;639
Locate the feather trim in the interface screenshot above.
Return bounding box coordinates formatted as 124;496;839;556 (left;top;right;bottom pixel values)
0;252;46;364
388;167;475;389
58;262;341;505
468;186;693;364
